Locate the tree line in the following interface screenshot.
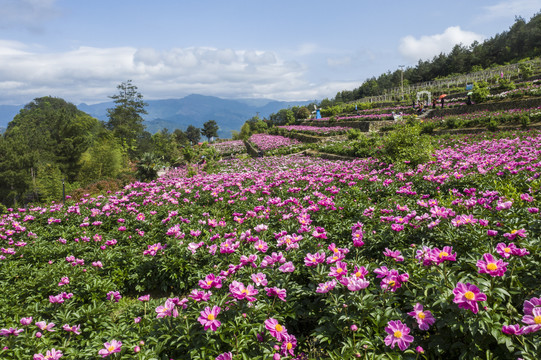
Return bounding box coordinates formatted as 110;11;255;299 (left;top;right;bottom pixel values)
322;12;541;106
0;81;220;208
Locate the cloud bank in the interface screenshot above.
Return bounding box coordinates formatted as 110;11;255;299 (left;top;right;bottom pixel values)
399;26;485;63
0;42;355;105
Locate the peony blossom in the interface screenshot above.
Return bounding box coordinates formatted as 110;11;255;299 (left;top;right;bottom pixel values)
453;282;486;314
384;320;414;351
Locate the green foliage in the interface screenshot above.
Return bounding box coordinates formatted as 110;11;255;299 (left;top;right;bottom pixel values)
135;152;164;181
472;81;490;103
382;123;434;167
486;118;500;131
497;77;516;91
106;80;148;158
186;125;201;145
347;128;363;140
201;120;219;142
77;135;125;186
519;61;533;79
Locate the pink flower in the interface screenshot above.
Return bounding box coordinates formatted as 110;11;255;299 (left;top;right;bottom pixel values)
20;317;33;326
316;280;336;293
265;287;287;301
477;253;508;277
0;327;23;337
383;248;404;262
155;298;179;318
453;282;486;314
304;252;325;266
407;303;435;330
503;229;527;241
495;243;517;258
342;276;370;291
265;318;288;341
229;281;259;302
254;240;268;253
35;321;56;332
502;324;524;335
198;306;221;331
523;297;541;315
62;324;81;335
278;261;295;273
98;339;122;357
384;320;414;351
328;261;348;278
138;294;150;302
58;277;69;286
33;349;63;360
251;273;268;287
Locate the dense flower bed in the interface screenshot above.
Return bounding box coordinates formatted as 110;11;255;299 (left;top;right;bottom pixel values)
249;134;301;152
0;133;540;359
212;140;246;156
277;125;352;135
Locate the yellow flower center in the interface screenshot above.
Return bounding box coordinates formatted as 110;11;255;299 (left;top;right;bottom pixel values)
287;342;293;350
487;263;498;271
534;316;541;324
207;314;215;320
511;229;517;234
258;244;263;249
394;330;403;338
242;289;248;294
464;291;475;300
418;312;426;319
207;281;213;285
275;324;283;332
355;271;362;278
311;258;316;262
333;248;339;253
504;247;511;253
336;268;343;274
439;251;449;258
108;346;115;351
388;280;396;287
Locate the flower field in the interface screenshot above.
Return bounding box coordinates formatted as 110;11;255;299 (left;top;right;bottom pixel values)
249;134;301;152
212;141;247;156
1;132;540;359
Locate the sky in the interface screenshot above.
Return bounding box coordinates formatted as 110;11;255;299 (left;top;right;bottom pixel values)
0;0;541;106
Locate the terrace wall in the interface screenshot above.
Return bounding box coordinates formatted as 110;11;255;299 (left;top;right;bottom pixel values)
426;97;541;118
301;120;396;132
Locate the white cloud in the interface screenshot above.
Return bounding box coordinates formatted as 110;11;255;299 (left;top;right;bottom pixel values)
0;0;60;31
479;0;541;22
399;26;485;62
0;41;318;104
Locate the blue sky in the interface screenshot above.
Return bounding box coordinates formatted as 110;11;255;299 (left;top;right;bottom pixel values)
0;0;540;105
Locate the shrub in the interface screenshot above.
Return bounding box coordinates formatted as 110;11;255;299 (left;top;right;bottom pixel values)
472;81;490;103
382;123;433;167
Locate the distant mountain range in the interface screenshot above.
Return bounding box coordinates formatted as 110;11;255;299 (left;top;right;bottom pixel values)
0;94;312;138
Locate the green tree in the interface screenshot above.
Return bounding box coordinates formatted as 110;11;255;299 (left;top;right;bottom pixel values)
201;120;219;142
295;107;311;120
186;125;201;145
269;109;295;126
106;80;148;157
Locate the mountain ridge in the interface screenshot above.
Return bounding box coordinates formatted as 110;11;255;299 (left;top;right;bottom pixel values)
0;94;312;137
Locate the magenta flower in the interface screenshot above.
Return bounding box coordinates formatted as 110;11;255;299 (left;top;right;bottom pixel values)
106;291;122;302
343;276;370;291
329;261;348;278
384;320;414;351
278;261;295;273
495;243;517;258
138;294;150;302
155;298;178;318
58;277;69;286
215;352;233;360
453;282;486;314
98;339;122;357
524;297;541;315
0;327;23;337
304;252;325;266
502;324;524;335
264;318;288;341
521;306;541;333
281;334;297;356
431;246;457;265
503;228;527;241
407;303;436;330
198;306;221;331
199;273;223;290
33;348;63;360
477;253;508;277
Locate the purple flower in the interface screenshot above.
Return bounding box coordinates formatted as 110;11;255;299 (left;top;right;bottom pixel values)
98;340;122;358
33;349;63;360
106;291;122;302
198;306;222;331
407;303;435;330
476;253;508;277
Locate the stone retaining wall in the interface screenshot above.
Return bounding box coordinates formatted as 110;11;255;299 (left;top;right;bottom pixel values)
426;98;541;118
